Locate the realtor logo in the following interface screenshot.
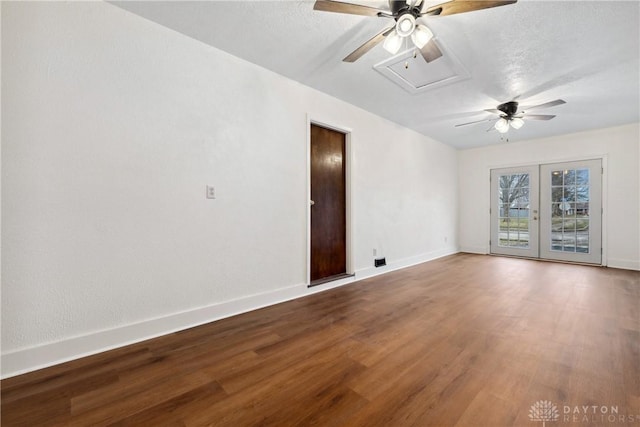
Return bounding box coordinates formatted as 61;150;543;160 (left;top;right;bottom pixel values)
530;400;560;426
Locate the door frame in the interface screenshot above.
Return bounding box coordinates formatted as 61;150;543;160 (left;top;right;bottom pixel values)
486;155;608;266
306;115;354;285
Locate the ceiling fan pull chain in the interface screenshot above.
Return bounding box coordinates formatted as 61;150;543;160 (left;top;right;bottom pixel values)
406;48;418;69
404;37;410;69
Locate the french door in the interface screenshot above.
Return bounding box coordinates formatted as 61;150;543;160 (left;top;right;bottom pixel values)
490;166;540;258
491;159;602;264
539;160;602;263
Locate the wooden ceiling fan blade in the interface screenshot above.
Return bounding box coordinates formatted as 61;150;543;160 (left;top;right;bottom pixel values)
314;0;382;16
484;108;502;115
422;0;517;17
520;99;566;111
524;114;556;121
419;39;443;63
455;118;496;127
343;27;394;62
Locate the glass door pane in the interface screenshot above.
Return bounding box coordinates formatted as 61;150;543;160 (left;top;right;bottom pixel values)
540;160;601;264
498;174;530;248
490;166;539;258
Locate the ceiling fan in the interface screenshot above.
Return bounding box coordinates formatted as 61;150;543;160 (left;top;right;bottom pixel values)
314;0;517;63
455;99;567;133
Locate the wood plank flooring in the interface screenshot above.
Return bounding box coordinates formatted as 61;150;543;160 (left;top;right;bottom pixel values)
2;253;639;426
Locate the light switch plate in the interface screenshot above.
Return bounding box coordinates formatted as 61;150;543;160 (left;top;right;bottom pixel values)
206;186;216;199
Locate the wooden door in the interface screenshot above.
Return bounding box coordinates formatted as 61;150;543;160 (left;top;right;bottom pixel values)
310;124;346;283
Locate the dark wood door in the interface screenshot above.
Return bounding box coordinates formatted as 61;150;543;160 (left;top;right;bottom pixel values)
310;124;346;282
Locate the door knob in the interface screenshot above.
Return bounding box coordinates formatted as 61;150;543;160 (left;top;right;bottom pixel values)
310;200;315;206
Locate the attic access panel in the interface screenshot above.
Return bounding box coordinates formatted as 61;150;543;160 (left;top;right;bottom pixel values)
373;39;469;94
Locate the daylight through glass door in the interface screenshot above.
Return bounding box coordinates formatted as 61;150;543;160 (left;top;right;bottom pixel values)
490;166;539;258
549;168;591;253
491;160;602;264
540;159;602;264
498;173;531;248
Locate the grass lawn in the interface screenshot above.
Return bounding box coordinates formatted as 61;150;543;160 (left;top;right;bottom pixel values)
500;216;589;232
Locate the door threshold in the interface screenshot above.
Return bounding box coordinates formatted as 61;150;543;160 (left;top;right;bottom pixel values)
489;253;603;267
308;273;354;288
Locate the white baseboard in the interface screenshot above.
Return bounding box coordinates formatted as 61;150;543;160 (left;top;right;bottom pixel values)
458;246;487;254
1;278;351;379
1;249;459;379
607;258;640;271
458;248;638;271
355;248;458;280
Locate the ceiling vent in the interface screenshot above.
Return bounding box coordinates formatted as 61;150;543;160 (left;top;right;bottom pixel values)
373;39;469;94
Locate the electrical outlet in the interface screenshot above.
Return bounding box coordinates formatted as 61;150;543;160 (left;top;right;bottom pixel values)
206;186;216;199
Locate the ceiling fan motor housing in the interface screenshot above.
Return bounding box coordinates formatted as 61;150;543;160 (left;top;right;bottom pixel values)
498;101;519;117
389;0;411;14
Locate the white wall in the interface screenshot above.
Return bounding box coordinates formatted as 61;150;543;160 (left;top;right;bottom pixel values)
1;2;458;377
458;123;640;270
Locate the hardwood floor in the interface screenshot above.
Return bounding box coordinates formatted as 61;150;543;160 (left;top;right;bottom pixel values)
2;253;639;426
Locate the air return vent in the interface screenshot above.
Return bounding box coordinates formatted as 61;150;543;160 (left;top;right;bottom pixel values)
373;39;469;94
375;258;386;268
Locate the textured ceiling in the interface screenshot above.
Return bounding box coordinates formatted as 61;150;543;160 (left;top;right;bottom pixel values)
112;1;640;149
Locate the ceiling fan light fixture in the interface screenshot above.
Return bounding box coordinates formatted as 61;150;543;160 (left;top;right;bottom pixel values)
396;14;416;37
383;30;403;54
510;117;525;129
411;24;433;49
495;118;510;133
